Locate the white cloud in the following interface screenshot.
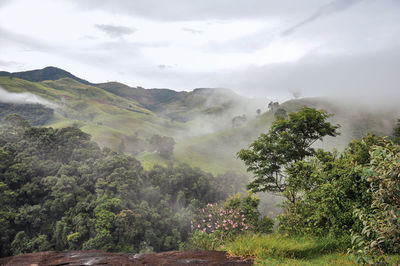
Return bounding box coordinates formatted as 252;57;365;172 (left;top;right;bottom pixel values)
0;0;399;102
0;86;57;108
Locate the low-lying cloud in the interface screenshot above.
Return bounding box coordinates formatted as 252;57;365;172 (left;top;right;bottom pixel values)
0;86;57;108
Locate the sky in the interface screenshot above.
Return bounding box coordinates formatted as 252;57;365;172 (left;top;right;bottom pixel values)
0;0;399;101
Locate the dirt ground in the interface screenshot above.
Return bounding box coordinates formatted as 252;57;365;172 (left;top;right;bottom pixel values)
0;250;253;266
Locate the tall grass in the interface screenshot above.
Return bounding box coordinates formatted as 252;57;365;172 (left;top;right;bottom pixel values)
224;233;355;265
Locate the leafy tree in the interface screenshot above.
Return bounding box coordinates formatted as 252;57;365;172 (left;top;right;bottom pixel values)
148;134;175;159
238;106;339;200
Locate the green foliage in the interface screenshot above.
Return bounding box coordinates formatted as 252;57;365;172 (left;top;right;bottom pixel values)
224;233;350;265
185;230;225;251
350;140;400;265
225;192;273;234
390;118;400;145
277;135;386;238
188;193;273;250
0;122;226;257
238;106;339;196
0;103;54;126
148;134;175;159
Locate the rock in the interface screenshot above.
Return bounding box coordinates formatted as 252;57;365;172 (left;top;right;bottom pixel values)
0;250;252;266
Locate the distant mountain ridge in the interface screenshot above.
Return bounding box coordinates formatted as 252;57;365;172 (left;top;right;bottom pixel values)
0;66;261;174
0;66;92;85
1;66;397;175
0;66;250;123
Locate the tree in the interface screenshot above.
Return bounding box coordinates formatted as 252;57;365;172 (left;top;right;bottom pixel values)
391;118;400;144
238;107;339;199
148;135;175;159
274;108;287;119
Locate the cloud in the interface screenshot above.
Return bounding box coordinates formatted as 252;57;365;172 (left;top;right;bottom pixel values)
94;24;136;38
282;0;362;36
0;86;57;108
157;64;173;69
0;59;22;67
73;0;322;21
211;49;400;105
183;27;203;34
0;26;54;51
0;0;12;8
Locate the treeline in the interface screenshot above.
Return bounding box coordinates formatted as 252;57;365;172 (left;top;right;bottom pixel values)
0;114;229;257
0;103;54;126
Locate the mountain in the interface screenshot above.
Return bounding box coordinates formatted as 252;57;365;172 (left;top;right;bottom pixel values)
0;67;263;173
0;66;91;85
97;83;253;123
0;66;399;175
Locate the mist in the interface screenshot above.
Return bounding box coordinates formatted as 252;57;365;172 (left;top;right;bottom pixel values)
0;85;57;108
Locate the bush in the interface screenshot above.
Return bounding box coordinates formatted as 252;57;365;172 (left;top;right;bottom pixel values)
350;140;400;265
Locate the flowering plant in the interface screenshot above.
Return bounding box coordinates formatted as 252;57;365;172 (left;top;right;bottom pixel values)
190;203;251;249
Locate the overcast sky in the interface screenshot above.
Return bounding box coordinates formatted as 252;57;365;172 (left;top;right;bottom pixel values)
0;0;399;101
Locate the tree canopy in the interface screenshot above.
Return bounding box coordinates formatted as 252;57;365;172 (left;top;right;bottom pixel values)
0;116;226;257
238;106;339;195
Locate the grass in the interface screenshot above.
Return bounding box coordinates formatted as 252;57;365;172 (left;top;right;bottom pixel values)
224;233;356;266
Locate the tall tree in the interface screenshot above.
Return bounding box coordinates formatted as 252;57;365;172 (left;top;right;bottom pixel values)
238;107;339;199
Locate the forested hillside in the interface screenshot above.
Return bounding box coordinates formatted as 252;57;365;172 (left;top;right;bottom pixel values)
0;115;229;257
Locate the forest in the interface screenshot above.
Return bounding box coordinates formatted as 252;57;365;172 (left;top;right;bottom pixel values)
0;106;399;265
0;114;231;256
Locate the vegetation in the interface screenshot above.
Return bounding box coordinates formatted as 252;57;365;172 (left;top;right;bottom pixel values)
225;234;355;265
0;103;54;126
1;68;400;264
233;107;400;265
0;115;227;257
238;106;339;196
186;193;273;250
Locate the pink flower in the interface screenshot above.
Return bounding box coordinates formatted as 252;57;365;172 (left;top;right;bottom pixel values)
198;224;201;228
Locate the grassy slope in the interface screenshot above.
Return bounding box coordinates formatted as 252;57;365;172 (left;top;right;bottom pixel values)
170;97;400;175
0;77;183;151
1;76;399;176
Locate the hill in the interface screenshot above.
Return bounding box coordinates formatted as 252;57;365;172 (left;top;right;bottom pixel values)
0;66;399;176
0;67;263;174
0;66;91;85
